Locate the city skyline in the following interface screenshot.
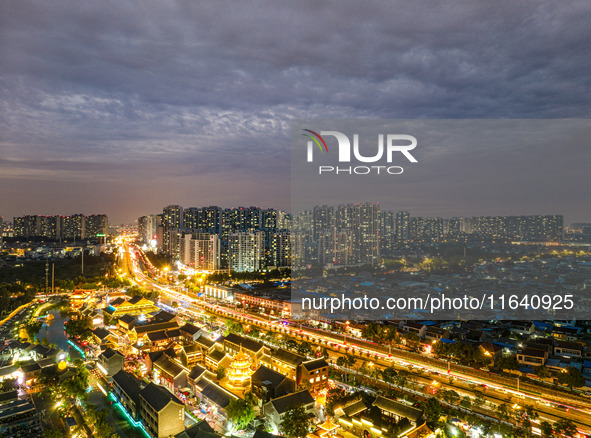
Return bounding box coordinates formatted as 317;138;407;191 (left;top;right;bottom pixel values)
3;205;586;228
2;2;591;224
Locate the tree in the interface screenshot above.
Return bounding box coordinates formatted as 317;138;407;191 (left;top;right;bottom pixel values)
460;396;471;409
497;354;519;371
557;366;585;389
395;370;410;387
284;339;298;351
539;421;553;438
42;430;63;438
404;332;421;350
325;387;347;415
216;365;226;380
225;320;244;335
280;405;312;438
553;418;577;438
0;378;17;392
422;397;442;427
346;355;356;368
64;316;93;341
226;398;255;431
64;361;90;399
535;365;551;379
496;403;510;422
336;356;347;368
441;389;460;405
297;341;312;357
381;366;397;384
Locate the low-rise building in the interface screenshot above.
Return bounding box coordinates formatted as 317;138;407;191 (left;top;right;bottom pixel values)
204;284;234;300
179;344;203;367
104;295;160;318
112;370;147;419
251;365;295;405
223;333;266;367
372;396;423;426
554;340;583;358
263;390;315;434
97;348;125;381
138;383;185;438
517;348;548;367
180;323;203;343
300;359;329;393
267;348;304;383
193;377;238;423
153;355;189;392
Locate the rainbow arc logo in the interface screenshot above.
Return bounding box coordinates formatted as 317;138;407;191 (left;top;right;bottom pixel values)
302;129;328;153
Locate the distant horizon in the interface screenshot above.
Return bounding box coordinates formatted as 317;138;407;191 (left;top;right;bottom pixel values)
2;205;588;228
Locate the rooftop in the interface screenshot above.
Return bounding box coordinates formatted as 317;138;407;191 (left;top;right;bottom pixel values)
140;382;183;412
269;390;314;415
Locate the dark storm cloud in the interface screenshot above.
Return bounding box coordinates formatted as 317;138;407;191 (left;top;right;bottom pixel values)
1;1;590;222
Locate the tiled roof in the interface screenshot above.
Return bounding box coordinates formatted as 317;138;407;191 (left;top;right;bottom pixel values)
110;298;125;306
154;355;187;378
180;323;201;335
198;379;237;408
100;347;123;360
372;396;423;422
154;310;177;322
223;333;264;353
112;370;146;404
341;399;368;417
128;296;144;305
134;321;178;335
20;363;41;374
207;349;226;362
175;420;219;438
147;331;168;342
520;348;547;358
252;430;281;438
188;364;208;381
0;391;18;404
195;335;214;349
272;349;305;366
269;390;314;415
140;382;183;412
119;314;136;324
93;328;111;340
302;359;328;372
183;344;200;355
252;366;289;387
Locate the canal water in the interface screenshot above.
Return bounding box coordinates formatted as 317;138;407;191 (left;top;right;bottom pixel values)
37;308;84;360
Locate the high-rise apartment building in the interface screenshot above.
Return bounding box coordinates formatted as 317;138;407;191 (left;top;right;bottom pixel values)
86;214;108;238
269;231;291;268
180;233;220;271
228;231;264;272
61;214;86;240
396;211;410;243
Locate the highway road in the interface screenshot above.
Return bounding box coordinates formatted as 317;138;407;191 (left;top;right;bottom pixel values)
117;239;591;435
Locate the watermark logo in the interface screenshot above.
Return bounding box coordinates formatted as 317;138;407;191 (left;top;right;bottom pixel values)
303;129;418;175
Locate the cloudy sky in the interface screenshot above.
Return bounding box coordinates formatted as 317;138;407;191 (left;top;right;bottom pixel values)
1;1;590;224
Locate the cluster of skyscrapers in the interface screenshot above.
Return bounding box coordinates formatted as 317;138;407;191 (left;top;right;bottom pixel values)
137;206;291;272
10;214;108;241
139;204;564;272
294;207;564;267
390;213;564;244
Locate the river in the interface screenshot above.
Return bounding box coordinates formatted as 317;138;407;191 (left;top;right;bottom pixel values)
36;308;84;360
